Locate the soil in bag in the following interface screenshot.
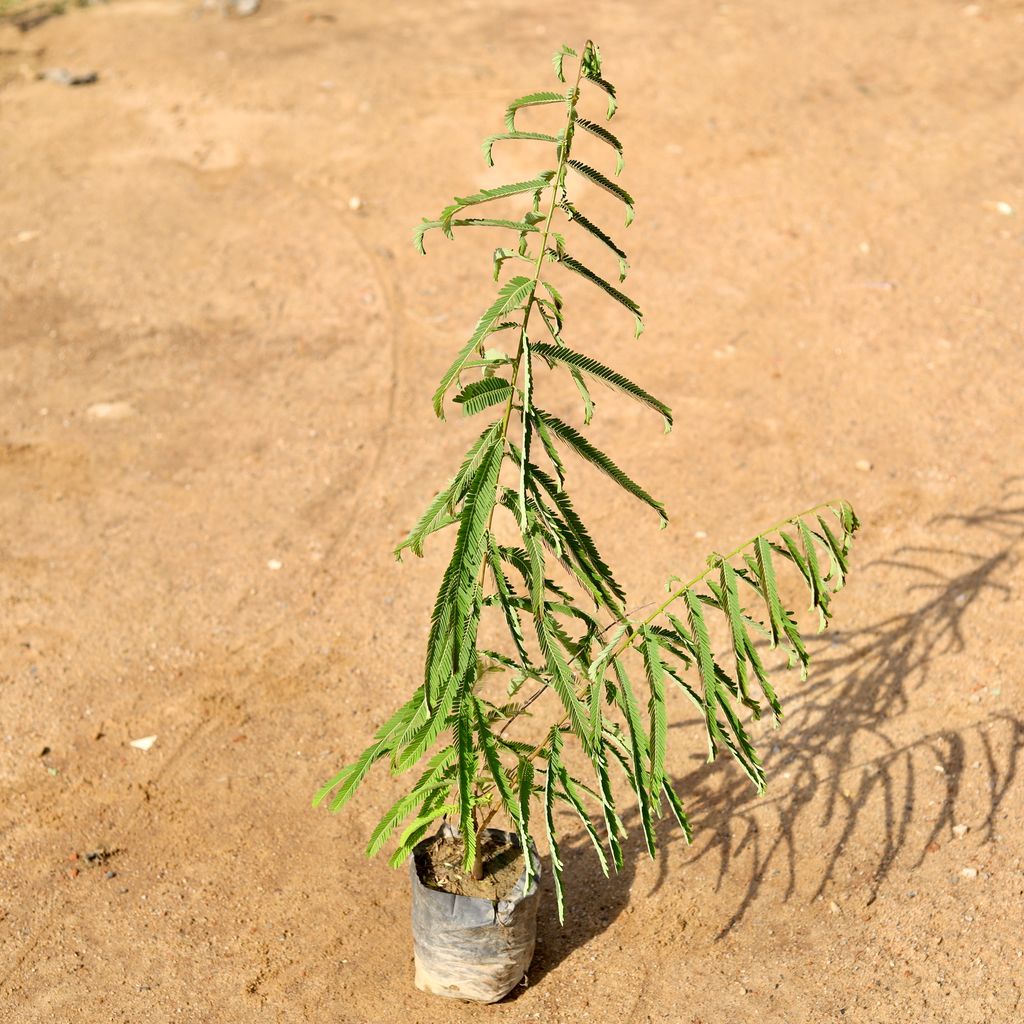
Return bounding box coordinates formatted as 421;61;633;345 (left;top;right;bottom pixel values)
414;832;524;900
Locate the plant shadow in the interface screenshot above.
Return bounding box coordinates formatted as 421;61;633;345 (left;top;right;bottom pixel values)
516;481;1024;990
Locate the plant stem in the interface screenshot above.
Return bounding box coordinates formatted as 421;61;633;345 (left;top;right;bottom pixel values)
470;808;485;880
479;46;590;539
468;44;590;847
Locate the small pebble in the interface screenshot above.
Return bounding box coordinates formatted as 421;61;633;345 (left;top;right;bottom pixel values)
86;401;135;421
68;868;79;879
39;68;99;87
106;870;117;879
130;735;157;751
267;559;283;571
829;900;841;914
15;230;39;243
995;201;1014;216
855;459;872;472
348;196;363;211
694;530;708;539
961;867;978;880
952;824;969;838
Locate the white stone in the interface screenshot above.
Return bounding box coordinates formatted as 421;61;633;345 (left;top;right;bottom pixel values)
86;401;135;420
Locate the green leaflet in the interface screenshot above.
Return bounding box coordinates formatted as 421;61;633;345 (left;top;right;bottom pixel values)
531;342;672;431
582;70;617;118
560;201;627;261
487;537;532;668
592;748;624;870
744;627;782;722
533;410;566;487
580;40;603;79
534;408;667;525
816;513;850;588
453;376;515;417
661;777;693;844
439;173;556;233
754;536;809;676
504;90;569;131
753;536;785;649
492;246;529;281
524;485;607;608
312;691;423;811
482;131;559;167
574;118;624;174
394;669;460;773
530;462;627;607
387;791;460;868
589;622;627;681
557;766;609;877
798;518;831;625
519;341;534;527
640;627;668;808
455;698;478;874
714;687;766;793
554;250;642;316
567;161;632;223
684;588;725;762
414;216;544;255
365;748;457;857
570;368;595;423
423;438;503;707
534;296;597;424
552;43;577;83
611;661;656;857
543;728;566;923
473;697;518;824
517;759;535;890
433;275;535;418
719;561;761;715
525;523;591;743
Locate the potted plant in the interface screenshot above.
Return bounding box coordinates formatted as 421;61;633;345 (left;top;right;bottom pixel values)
314;40;860;1003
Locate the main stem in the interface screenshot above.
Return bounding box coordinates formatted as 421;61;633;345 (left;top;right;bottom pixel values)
468;45;591;872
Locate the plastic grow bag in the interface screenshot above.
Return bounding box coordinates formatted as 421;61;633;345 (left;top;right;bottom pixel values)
409;824;541;1003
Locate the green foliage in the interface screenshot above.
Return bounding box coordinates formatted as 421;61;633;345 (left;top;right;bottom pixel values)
315;39;861;917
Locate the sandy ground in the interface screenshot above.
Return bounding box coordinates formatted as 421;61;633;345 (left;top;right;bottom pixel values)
1;1;1023;1021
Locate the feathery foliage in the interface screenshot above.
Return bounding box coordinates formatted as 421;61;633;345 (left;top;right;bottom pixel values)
315;40;861;910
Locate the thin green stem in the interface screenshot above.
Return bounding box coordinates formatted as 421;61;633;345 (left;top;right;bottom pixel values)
468;43;591;847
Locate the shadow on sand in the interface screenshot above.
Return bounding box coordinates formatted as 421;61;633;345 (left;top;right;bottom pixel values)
517;481;1024;989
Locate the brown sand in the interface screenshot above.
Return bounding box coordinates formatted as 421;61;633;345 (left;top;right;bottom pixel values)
1;2;1022;1022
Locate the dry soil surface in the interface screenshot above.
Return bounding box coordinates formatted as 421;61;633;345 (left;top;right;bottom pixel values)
1;2;1023;1022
